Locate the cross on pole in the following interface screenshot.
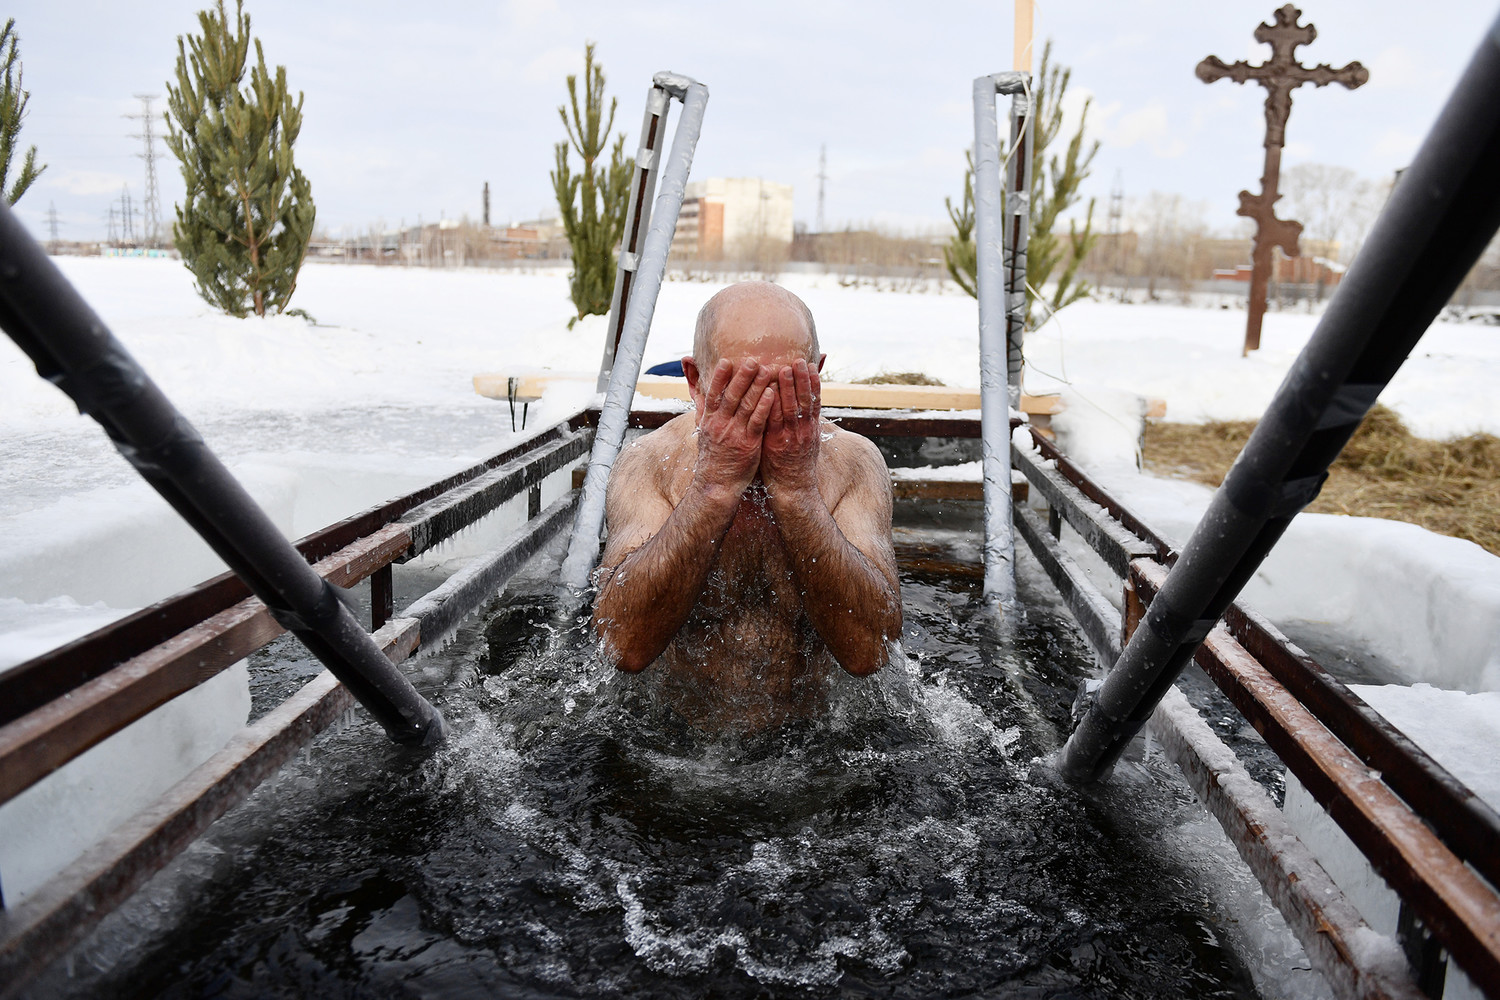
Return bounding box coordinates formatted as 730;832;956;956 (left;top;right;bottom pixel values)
1198;4;1367;355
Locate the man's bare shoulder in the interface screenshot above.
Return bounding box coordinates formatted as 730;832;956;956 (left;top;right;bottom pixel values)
819;423;889;479
609;412;696;495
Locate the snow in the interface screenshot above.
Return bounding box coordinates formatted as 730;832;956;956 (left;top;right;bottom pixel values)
1282;681;1500;1000
2;255;1497;994
4;257;1497;688
0;660;250;906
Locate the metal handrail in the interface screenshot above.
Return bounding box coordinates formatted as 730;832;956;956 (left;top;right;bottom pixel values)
562;72;710;588
1060;12;1500;785
0;203;447;747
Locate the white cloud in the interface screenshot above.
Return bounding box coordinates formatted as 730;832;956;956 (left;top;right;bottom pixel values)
40;170;130;197
1364;45;1420;91
1106;102;1170;150
1372;128;1420;161
522;45;588;86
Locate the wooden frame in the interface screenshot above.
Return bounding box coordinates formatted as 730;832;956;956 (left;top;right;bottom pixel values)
2;407;1494;1000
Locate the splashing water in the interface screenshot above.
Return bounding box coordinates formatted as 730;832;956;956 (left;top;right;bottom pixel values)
44;567;1269;999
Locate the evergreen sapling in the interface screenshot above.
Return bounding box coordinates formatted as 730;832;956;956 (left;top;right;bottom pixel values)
944;41;1099;327
0;18;45;205
165;0;315;318
551;43;632;327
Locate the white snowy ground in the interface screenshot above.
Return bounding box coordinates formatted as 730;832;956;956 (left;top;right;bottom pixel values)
3;256;1498;997
3;256;1495;689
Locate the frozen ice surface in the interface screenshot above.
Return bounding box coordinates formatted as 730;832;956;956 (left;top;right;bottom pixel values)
0;660;250;906
1283;681;1500;1000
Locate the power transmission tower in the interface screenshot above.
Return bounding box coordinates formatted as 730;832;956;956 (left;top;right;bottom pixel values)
1107;169;1124;294
45;201;60;251
483;181;490;228
816;144;828;234
125;94;162;246
118;186;137;245
106;206;117;245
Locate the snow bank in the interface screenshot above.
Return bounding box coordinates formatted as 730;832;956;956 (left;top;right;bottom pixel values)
3;257;1497;692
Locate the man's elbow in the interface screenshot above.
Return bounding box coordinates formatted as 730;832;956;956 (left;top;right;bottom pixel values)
838;635;892;676
837;618;901;677
610;648;654;673
592;615;655;674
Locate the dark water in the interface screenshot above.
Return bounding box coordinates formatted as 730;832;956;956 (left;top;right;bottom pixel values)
36;552;1271;999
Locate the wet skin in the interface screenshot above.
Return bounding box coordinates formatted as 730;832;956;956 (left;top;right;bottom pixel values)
591;294;901;731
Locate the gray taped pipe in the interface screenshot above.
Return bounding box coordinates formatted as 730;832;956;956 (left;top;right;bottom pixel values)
561;77;709;590
1005;95;1031;411
596;84;670;392
973;73;1017;608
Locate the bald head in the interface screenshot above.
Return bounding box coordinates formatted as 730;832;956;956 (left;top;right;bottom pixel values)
692;281;820;372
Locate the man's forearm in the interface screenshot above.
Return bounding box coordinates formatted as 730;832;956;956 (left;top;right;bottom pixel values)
592;482;741;672
768;489;901;676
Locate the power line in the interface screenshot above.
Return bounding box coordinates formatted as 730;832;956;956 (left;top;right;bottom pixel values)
45;201;60;250
816;144;828;234
1107;169;1124;281
125;94;162;247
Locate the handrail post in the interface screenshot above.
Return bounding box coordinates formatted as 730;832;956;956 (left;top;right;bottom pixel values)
562;73;708;590
974;71;1028;609
1059;14;1500;784
596;82;673;392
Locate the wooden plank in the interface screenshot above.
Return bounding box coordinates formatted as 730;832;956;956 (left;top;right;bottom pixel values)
1149;687;1424;1000
891;479;984;501
370;564;393;631
1132;559;1500;990
571;471;993;502
1011;441;1156;577
0;487;577;995
1012;502;1121;664
1222;602;1500;894
0;670;357;998
579;408;988;439
1028;427;1174;561
0;615;419;997
402;492;580;649
0;524;411;808
482;371;1070;416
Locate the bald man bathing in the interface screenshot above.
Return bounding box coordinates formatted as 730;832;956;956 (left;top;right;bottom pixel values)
591;282;902;730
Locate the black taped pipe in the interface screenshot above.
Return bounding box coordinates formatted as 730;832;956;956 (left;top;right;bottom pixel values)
0;201;445;747
1060;14;1500;782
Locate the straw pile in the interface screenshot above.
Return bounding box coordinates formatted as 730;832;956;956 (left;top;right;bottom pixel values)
1144;405;1500;556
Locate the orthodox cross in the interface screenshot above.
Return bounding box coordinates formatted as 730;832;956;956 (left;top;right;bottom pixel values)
1198;4;1367;355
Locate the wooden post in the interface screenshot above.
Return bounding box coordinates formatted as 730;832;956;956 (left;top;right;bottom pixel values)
1014;0;1034;73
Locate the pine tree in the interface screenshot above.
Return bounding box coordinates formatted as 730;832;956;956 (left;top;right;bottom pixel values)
551;43;633;326
944;41;1099;326
0;18;45;205
165;0;315;318
943;150;977;298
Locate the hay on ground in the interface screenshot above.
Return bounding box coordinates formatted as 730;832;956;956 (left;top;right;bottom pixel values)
1142;404;1500;557
851;371;946;386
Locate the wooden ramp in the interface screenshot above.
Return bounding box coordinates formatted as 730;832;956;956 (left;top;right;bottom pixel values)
473;371;1072;426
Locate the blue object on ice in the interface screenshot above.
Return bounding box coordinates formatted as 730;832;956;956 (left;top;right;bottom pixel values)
645;359;685;377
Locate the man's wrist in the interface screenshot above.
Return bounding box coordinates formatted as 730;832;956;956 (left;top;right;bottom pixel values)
687;474;747;513
765;479;823;513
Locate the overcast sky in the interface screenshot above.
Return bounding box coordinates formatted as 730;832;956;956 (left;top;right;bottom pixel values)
7;0;1496;243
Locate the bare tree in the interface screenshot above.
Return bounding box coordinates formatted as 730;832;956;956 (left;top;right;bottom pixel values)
1281;163;1394;266
1129;192;1208;302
